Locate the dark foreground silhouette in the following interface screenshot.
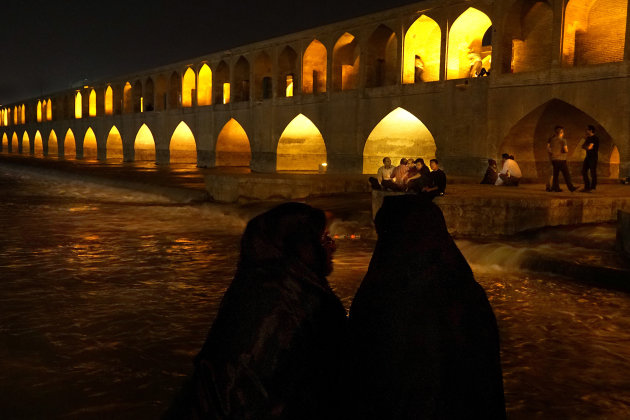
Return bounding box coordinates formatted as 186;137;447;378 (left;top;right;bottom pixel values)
348;195;506;419
165;203;347;420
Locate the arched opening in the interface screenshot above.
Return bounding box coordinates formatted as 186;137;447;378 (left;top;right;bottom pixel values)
214;61;230;104
277;114;327;171
182;68;196;107
34;131;43;156
233;57;250;102
83;128;98;160
37;101;42;122
563;0;628;66
89;89;97;117
403;15;441;83
11;133;18;153
215;119;251;167
362;107;437;174
170;121;197;163
197;64;212;106
2;133;7;152
366;25;398;88
302;40;327;94
106;126;123;161
447;8;493;79
144;78;155;112
169;72;182;109
332;32;360;91
21;105;26;124
133;80;143;113
156;76;167;111
48;130;58;156
503;1;553;73
21;132;30;154
64;129;76;159
13;106;18;125
46;99;52;121
254;52;273;100
75;92;82;119
610;146;620;179
278;47;298;97
105;86;114;115
134;124;156;161
123;82;133;113
500;99;617;179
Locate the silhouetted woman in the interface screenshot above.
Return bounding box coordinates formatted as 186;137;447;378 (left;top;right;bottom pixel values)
166;203;346;420
348;195;506;419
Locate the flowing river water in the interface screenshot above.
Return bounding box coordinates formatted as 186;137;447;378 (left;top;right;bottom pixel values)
1;165;630;419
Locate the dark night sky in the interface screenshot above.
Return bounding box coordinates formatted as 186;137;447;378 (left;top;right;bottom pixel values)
0;0;426;105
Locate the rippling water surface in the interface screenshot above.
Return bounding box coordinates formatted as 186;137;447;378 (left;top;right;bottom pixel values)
1;166;630;419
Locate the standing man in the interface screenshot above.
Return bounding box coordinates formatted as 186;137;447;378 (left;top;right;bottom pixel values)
581;125;599;192
548;126;578;192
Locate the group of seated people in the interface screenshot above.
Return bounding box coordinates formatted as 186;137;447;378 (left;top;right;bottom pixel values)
369;156;447;198
481;153;522;186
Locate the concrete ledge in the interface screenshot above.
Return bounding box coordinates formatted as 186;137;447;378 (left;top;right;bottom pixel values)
205;173;371;202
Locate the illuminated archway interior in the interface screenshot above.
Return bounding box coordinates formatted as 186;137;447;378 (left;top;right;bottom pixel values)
11;133;18;152
182;68;196;107
215;119;252;167
277;114;327;171
447;8;493;79
89;89;97;116
105;86;113;115
302;40;327;94
75;92;82;119
403;15;441;83
214;62;229;104
34;131;44;156
2;133;7;151
48;130;58;156
333;33;360;91
22;132;30;154
46;99;52;121
254;52;272;100
83;128;98;159
170;121;197;163
197;64;212;106
106;126;123;160
563;0;628;66
37;101;42;122
123;82;133;113
278;47;297;98
500;99;616;179
134;124;156;161
504;1;553;73
362;107;436;174
610;145;620;179
64;129;76;159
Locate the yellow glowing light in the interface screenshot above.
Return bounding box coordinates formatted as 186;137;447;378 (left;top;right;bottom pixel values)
286;75;294;97
363;107;437;174
21;105;26;124
48;130;58;156
13;106;18;125
610;145;621;179
215;118;252;167
11;132;18;152
509;2;553;73
89;89;96;117
2;133;7;150
197;64;212;106
277;114;327;171
64;129;76;159
140;97;144;113
46;99;52;121
83;127;98;159
447;8;492;80
37;101;42;122
34;131;43;156
105;86;113;115
123;82;132;113
134;124;156;161
333;32;360;91
170;121;197;163
75;92;82;119
22;132;30;154
106;126;123;160
403;15;441;83
302;39;327;94
223;83;230;104
182;68;196;107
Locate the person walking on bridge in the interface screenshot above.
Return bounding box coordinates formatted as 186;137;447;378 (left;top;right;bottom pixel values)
580;125;599;192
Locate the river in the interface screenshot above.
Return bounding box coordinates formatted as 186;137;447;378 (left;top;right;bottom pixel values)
1;165;629;419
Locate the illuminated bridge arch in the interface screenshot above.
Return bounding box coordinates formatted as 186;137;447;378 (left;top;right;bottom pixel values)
83;128;98;160
169;121;197;163
182;67;196;107
333;32;360;91
215;119;251;167
134;124;156;161
63;129;76;159
403;15;441;83
500;99;618;179
276;114;327;172
21;132;30;154
11;133;18;153
48;130;58;157
34;131;44;156
2;133;8;152
447;7;493;80
363;107;437;174
106;126;123;161
197;64;212;106
302;40;327;94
